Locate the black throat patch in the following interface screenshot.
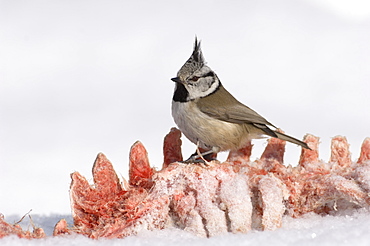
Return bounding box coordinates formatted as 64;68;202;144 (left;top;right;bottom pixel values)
173;83;189;102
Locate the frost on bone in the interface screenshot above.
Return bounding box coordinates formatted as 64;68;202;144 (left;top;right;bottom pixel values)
330;136;352;168
218;172;252;233
299;134;320;169
226;140;252;164
358;137;370;164
260;129;286;165
53;219;71;236
3;128;370;239
67;129;369;237
56;130;370;238
0;215;46;239
258;173;286;230
353;138;370;193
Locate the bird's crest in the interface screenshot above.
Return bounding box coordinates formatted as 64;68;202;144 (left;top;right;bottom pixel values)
191;37;204;64
176;37;205;79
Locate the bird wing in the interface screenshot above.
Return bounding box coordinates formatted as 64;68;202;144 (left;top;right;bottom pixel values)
196;85;277;136
194;85;312;148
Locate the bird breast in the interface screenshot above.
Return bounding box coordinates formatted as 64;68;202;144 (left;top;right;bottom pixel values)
171;100;251;151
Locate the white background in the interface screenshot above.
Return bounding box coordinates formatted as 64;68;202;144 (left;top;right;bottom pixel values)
1;0;369;216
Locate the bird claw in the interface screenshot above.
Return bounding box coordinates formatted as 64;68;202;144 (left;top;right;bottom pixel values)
180;157;209;165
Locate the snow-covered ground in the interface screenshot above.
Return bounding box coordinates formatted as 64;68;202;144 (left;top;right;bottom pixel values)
2;209;370;245
1;0;370;244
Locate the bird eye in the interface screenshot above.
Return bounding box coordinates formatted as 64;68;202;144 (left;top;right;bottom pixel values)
191;76;199;81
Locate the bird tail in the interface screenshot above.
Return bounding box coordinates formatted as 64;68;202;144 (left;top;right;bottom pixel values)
274;131;310;150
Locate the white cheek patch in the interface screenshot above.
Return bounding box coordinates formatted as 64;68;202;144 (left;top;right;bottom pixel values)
187;78;219;100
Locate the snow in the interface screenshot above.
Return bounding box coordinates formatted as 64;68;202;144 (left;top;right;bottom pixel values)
1;0;370;216
1;0;370;244
2;210;370;245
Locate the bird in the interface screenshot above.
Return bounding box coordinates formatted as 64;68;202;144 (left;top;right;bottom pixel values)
171;37;310;163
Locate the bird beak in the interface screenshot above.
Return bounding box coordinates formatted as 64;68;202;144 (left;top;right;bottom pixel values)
171;77;182;83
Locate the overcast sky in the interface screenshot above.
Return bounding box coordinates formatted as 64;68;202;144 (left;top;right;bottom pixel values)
1;0;370;216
